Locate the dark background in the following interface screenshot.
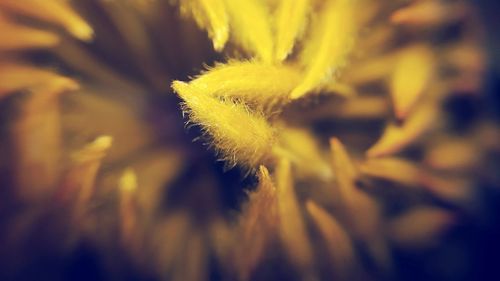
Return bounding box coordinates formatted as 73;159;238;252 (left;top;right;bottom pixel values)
469;1;500;280
423;1;500;281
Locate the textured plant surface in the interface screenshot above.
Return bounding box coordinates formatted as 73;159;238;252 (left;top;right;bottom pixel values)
0;1;498;281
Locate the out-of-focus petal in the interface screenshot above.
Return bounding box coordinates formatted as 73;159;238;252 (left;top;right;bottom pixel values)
330;138;391;270
419;174;474;207
56;136;113;212
367;102;439;157
118;168;141;259
343;54;398;85
208;219;234;270
62;88;157;164
360;157;421;187
236;166;278;281
391;0;466;27
425;139;481;172
323;82;356;98
276;158;314;275
150;213;192;277
179;0;229;51
0;62;75;98
0;0;93;41
171;231;208;281
275;127;331;180
11;79;79;203
390;45;434;119
330;138;379;236
306;200;357;280
388;207;456;249
296;95;389;122
0;17;59;50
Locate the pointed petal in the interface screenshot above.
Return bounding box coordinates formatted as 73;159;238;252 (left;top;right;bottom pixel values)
172;81;275;168
329;138;357;183
187;61;301;110
360;157;421;187
388;207;456;249
119;168;141;257
223;0;274;62
53;135;112;235
236;166;278;281
391;0;466;27
291;0;357;99
274;0;310;61
424;139;480;172
419;174;473;207
70;135;114;163
390;45;434;119
0;0;93;41
0;18;59;50
275;127;332;180
306;201;356;280
276;158;314;272
0;62;77;98
11;80;79;203
119;167;137;195
179;0;229;51
56;136;113;207
367;102;438;157
330;138;391;269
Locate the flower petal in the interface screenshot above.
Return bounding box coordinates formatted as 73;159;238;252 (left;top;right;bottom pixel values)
367;102;439;157
291;0;357;99
236;165;278;281
179;0;229;51
388;207;456;249
172;81;275;168
11;79;79;203
0;17;59;50
330;138;391;269
223;0;274;62
275;127;331;180
0;0;93;41
276;158;314;274
0;61;76;98
56;136;113;223
391;45;434;119
360;157;421;187
391;0;466;27
306;200;357;280
188;61;301;110
274;0;310;61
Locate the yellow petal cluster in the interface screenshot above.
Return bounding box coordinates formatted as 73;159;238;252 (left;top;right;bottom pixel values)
172;81;275;168
0;0;490;281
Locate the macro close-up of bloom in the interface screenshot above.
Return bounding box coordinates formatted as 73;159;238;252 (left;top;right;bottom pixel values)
1;0;500;280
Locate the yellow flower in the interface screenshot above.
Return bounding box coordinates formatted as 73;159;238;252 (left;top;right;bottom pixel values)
0;1;495;281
